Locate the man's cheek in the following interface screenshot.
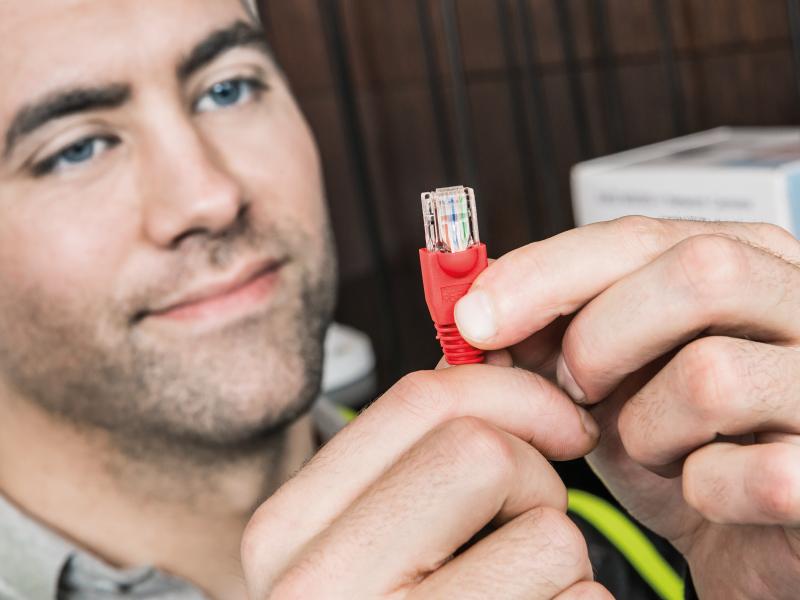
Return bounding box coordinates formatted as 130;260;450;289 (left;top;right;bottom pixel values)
0;225;113;324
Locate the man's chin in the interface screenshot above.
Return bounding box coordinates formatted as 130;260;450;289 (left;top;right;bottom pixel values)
155;389;317;450
87;361;322;467
21;310;326;462
132;338;323;446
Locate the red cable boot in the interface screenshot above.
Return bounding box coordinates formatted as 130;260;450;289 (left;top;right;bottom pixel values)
419;186;488;365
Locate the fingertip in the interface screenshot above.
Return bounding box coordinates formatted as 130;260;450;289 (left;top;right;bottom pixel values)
454;289;499;347
549;403;602;462
556;354;587;405
576;405;600;443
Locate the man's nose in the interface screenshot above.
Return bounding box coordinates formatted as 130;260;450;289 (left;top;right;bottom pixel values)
140;121;246;249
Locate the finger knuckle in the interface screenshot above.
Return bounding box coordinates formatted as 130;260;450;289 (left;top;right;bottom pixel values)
751;446;800;522
678;338;739;421
435;416;516;480
751;222;800;256
242;501;304;595
564;582;615;600
500;367;553;409
241;504;274;574
682;453;729;521
504;240;550;284
241;503;303;598
525;507;590;572
390;370;454;422
590;584;617;600
616;401;658;466
610;215;672;258
561;323;599;390
674;234;749;304
269;560;326;600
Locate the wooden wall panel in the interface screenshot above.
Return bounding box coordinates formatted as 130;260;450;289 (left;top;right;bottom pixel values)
258;0;800;384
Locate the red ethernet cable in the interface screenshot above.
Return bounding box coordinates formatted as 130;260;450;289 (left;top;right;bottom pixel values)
419;186;488;365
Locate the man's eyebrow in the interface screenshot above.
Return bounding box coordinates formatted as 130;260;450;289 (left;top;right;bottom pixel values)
177;20;272;82
2;21;270;161
3;84;131;159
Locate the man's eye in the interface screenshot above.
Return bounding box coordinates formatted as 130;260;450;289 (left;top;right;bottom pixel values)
195;78;268;113
32;136;120;177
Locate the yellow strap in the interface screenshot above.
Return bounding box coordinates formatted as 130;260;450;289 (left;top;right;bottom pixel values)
568;489;684;600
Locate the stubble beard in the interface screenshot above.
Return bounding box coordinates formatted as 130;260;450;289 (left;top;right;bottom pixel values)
0;211;337;466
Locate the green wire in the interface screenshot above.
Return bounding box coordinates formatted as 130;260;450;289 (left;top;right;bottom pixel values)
336;404;359;423
568;489;684;600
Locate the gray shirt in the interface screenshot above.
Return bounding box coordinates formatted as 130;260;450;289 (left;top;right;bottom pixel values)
0;494;206;600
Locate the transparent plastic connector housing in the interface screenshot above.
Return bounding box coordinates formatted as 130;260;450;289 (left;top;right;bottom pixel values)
421;186;481;253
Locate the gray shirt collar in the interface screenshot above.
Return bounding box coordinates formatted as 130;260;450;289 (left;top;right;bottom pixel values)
0;494;205;599
0;493;74;599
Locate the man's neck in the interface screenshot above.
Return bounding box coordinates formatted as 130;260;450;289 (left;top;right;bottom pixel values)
0;391;316;599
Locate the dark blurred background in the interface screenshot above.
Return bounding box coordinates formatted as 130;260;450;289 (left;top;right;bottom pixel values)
257;0;800;489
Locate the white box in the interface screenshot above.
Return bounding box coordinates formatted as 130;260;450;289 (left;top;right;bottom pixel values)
571;127;800;236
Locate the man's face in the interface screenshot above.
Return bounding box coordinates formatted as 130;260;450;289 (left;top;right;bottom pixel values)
0;0;336;451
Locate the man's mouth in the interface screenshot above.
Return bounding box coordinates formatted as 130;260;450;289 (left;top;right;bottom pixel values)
140;257;288;324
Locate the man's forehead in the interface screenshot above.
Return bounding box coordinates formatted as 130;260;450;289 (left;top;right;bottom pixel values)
0;0;250;118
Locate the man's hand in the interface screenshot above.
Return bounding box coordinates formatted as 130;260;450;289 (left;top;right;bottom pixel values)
453;216;800;599
241;363;610;599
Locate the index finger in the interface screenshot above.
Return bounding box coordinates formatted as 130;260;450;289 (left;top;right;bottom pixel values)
453;217;800;349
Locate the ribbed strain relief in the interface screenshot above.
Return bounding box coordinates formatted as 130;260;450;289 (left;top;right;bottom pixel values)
435;323;484;365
